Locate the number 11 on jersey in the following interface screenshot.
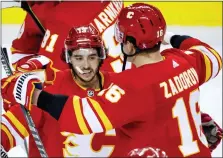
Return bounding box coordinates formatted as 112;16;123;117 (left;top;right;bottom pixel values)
41;29;59;53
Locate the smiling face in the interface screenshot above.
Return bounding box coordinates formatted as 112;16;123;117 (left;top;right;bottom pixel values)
69;48;101;83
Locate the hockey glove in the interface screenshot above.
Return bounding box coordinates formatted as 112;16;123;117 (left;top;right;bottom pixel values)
1;72;42;111
201;112;223;152
15;55;57;83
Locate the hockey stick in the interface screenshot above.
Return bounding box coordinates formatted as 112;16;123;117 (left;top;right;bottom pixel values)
2;1;46;34
2;4;47;155
1;48;13;76
20;1;46;34
1;48;48;157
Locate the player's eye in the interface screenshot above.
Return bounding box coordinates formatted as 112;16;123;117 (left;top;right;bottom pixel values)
89;56;97;60
89;54;98;60
75;57;83;61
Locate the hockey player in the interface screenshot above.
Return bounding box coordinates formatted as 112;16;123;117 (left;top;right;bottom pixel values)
1;3;62;157
11;1;59;69
2;1;124;157
1;24;169;157
12;1;125;73
2;3;222;157
1;23;169;157
1;25;117;157
1;104;63;157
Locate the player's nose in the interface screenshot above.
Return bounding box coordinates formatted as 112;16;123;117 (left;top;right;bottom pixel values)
83;59;90;68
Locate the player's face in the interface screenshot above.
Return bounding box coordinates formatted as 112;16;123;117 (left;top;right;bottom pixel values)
70;48;100;82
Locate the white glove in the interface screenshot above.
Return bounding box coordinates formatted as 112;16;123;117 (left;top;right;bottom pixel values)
162;31;175;45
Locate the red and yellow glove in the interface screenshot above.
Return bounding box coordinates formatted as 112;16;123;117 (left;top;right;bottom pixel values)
1;72;42;111
15;55;57;84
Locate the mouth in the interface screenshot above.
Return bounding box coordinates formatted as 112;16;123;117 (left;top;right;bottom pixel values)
75;66;93;79
80;70;93;78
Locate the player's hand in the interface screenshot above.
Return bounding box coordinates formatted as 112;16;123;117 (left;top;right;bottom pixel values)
128;146;168;157
1;72;42;111
162;31;175;45
16;55;50;72
15;55;56;83
201;112;223;152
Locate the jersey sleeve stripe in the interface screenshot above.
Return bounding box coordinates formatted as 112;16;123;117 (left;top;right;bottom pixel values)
4;111;29;138
199;47;219;79
1;73;21;89
208;47;222;76
81;98;104;133
3;99;11;104
202;53;212;82
10;47;23;53
1;123;14;148
72;96;90;134
2;116;26;147
190;46;219;81
88;98;113;131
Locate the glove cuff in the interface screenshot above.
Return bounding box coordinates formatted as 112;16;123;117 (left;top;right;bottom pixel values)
163;31;175;44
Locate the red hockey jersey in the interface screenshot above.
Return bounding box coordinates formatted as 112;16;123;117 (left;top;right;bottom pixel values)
11;2;59;63
12;1;129;74
5;1;125;157
44;70;118;157
1;70;119;157
12;1;127;73
37;1;125;72
1;105;63;157
56;37;222;157
4;4;62;157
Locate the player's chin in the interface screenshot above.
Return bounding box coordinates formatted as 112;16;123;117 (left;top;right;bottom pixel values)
79;73;95;82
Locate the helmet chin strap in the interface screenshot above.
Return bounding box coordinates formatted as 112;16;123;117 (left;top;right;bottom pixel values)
121;43;140;71
122;54;127;71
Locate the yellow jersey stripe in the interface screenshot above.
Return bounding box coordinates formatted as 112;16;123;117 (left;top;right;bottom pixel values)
10;47;23;53
88;98;113;131
189;46;213;82
5;111;29;138
1;123;14;148
73;96;90;134
1;73;21;89
3;99;11;104
208;47;222;70
202;54;212;82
